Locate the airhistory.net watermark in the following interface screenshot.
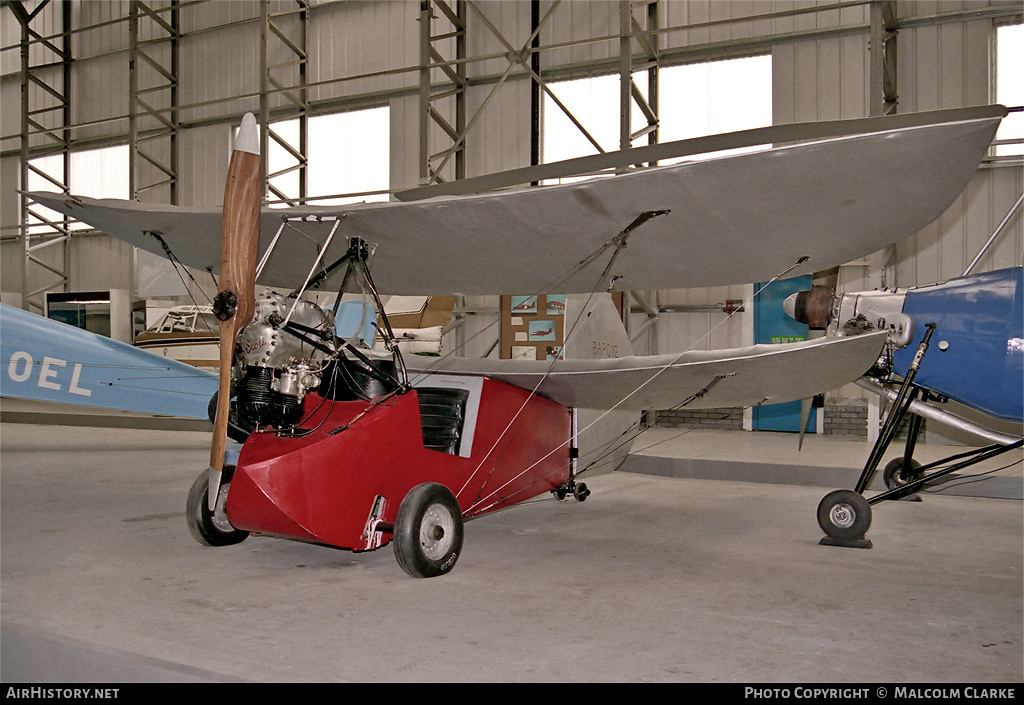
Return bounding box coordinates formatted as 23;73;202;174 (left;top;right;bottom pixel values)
5;688;119;700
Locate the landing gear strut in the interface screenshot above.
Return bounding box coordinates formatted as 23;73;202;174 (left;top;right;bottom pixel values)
818;323;1023;548
552;409;591;502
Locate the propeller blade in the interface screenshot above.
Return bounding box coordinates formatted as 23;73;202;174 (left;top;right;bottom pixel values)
798;397;813;451
208;112;262;510
797;325;827;451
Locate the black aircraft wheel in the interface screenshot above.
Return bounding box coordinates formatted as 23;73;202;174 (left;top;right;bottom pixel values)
186;468;249;547
882;457;923;490
393;482;464;579
817;489;872;542
573;481;591;502
207;390;253;443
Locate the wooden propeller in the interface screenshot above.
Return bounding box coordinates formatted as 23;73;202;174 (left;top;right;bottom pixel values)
208;112;262;510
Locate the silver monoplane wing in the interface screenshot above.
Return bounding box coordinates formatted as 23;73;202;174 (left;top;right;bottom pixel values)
26;106;1005;296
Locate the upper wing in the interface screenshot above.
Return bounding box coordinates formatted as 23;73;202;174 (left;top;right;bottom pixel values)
407;331;889;411
27;106;1004;296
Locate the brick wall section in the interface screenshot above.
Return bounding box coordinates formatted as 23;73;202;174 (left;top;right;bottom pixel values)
655;407;743;430
823;400;868;437
653;400;921;440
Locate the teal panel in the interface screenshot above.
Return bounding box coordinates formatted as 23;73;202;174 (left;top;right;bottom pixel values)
752;275;814;433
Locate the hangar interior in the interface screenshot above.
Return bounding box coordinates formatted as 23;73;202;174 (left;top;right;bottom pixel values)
2;0;1023;439
0;0;1022;684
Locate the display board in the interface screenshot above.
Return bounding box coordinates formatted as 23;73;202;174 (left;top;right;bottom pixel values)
500;294;567;360
500;293;624;360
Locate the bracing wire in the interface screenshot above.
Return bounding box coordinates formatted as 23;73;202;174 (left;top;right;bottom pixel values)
461;247;811;514
147;231;214;311
455;213;670;503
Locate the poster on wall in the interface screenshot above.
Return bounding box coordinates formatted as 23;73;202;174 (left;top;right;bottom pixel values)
511;346;537;360
501;294;564;360
499;293;625;359
545;295;565;315
528;320;556;341
510;295;537;314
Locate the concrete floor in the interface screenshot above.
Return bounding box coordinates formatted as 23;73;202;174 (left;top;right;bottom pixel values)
1;417;1021;683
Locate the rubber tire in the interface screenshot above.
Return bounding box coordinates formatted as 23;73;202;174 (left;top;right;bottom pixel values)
882;457;923;490
186;468;249;547
207;390;253;443
573;482;591;502
817;489;872;542
393;482;464;578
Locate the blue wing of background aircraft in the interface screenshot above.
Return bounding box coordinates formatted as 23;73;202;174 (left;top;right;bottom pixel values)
1;303;216;420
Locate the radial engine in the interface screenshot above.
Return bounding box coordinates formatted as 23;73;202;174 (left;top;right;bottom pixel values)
232;292;337;430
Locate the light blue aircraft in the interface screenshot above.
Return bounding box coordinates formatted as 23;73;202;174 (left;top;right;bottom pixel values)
1;302;217;420
0;299;378;423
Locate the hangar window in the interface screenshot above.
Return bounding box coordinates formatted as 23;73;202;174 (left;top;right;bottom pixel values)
657;55;773;155
267;105;390;206
541;54;772;180
541;72;625;168
27;144;129;231
995;23;1022;156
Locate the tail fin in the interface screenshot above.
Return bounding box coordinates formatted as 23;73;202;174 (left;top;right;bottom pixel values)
563;294;638;475
563;293;634;360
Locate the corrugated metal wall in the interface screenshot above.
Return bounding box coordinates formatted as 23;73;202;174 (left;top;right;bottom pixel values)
2;1;1021;369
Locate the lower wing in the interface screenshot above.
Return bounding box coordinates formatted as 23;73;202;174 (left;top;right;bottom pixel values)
408;331;889;411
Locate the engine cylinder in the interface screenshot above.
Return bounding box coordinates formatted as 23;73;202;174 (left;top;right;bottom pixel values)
236;366;305;429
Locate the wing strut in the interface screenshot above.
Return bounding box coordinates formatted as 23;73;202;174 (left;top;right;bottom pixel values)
252;215;412;392
464;210;757;514
326;237;410;391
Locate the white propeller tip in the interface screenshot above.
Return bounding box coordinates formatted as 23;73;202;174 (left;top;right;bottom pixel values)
234;113;260;155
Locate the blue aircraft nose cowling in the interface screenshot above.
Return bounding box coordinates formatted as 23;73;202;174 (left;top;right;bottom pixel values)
894;267;1023;422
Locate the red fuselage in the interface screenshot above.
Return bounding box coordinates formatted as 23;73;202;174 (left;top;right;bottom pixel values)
225;378;572;551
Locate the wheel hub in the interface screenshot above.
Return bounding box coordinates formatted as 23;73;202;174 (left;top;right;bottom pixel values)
211;484;234;533
829;503;856;529
894;468;920;487
419;504;455;560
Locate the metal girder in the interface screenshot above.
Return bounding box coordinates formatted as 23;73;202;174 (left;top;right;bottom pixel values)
620;0;660;157
419;0;467;184
129;0;180;205
620;1;662;351
407;0;672;194
14;0;71;313
871;2;899;287
261;0;310;205
870;1;898;117
420;0;586;185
